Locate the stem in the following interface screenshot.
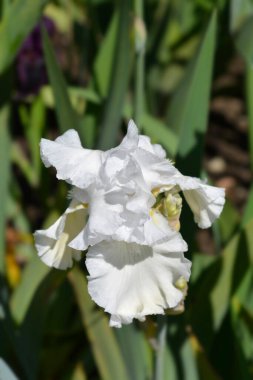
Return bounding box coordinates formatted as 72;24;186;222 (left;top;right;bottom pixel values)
0;105;10;275
246;63;253;172
154;315;167;380
98;0;131;150
133;0;145;127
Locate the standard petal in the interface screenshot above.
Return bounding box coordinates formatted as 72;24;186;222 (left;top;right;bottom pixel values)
86;239;191;327
40;129;103;188
69;191;124;250
118;119;139;150
138;134;166;159
134;148;177;190
34;201;87;269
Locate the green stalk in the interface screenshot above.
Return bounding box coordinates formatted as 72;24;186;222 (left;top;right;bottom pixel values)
154;315;167;380
133;0;145;127
98;0;132;150
246;63;253;172
0;105;9;274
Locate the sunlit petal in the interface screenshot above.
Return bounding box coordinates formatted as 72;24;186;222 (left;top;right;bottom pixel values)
34;201;87;269
86;237;190;327
40;129;104;189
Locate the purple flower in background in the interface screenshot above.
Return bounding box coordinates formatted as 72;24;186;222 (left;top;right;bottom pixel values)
16;16;55;96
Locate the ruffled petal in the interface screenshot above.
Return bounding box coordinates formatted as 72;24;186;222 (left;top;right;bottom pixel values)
86;237;190;327
182;181;225;228
34;201;87;269
138;134;166;159
133;137;225;229
69;190;124;250
118;119;139;151
134;148;177;190
40;130;103;188
158;175;225;229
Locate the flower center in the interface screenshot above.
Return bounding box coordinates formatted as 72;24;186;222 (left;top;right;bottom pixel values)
152;189;182;231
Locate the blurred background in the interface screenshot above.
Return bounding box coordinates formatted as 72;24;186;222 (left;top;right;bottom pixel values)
1;0;253;379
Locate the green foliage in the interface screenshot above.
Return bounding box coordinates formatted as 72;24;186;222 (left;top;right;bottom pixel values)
167;11;217;176
68;267;129;380
0;0;49;74
2;1;253;379
97;0;133;149
42;26;80;134
0;105;10;273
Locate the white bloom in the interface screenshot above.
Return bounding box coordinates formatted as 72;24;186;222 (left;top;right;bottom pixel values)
35;119;225;326
86;235;191;327
36;119;225;264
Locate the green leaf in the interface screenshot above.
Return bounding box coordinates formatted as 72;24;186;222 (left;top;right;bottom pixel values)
94;11;118;98
180;338;199;380
71;363;87;380
162;344;178;380
246;64;253;172
242;184;253;226
68;267;129;380
231;268;253;378
0;0;49;74
26;95;46;176
154;317;170;380
17;269;66;380
10;255;50;324
115;325;152;380
97;1;133;150
218;200;240;244
190;253;217;286
141;114;178;158
235;14;253;64
189;219;253;349
232;266;253;316
188;334;220;380
167;12;217;176
0;105;10;274
123;104;178;157
40;85;101;110
230;0;253;32
11;141;38;187
42;26;79;134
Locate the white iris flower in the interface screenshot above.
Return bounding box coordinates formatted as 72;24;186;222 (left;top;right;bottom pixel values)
34;120;225;327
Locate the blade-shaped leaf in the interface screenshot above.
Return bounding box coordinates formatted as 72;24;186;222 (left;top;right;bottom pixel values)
26;95;46;176
115;325;152;380
42;27;80;134
17;269;66;380
94;11;118;98
189;219;253;349
0;0;49;74
242;184;253;226
97;1;132;150
0;105;10;274
10;255;50;324
230;0;253;31
235;15;253;65
218;200;240;244
246;64;253;171
231;267;253;378
167;12;217;177
68;267;129;380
